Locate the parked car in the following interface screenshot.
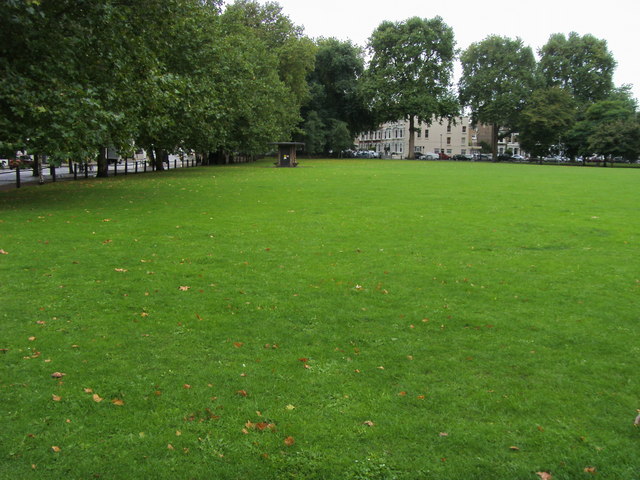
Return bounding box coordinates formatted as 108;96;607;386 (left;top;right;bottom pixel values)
422;152;439;160
511;154;525;161
438;152;451;160
9;155;34;169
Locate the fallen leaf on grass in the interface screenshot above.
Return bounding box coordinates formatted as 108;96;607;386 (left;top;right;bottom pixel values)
51;446;61;453
362;420;375;427
111;398;125;406
28;336;36;341
236;390;248;397
536;472;552;480
83;388;93;393
92;394;103;402
50;372;65;378
584;467;597;474
183;384;192;389
284;436;295;446
114;268;128;272
52;394;61;402
233;342;244;348
439;432;449;437
0;249;8;255
509;446;520;451
178;286;190;291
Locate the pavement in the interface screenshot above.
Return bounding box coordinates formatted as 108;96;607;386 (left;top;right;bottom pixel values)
0;160;193;191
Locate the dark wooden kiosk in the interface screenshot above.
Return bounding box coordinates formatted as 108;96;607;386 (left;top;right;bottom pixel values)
272;142;305;167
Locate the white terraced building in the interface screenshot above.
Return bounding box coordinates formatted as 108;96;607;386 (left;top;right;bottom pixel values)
356;116;523;159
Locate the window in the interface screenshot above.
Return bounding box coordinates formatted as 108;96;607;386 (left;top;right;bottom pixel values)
462;126;467;133
461;137;466;145
447;125;451;133
461;149;467;155
417;130;421;138
425;129;429;138
447;137;451;145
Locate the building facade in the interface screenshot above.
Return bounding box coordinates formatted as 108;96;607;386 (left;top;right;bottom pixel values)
356;117;523;158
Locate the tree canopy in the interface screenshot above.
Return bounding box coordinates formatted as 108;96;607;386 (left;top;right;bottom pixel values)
364;16;458;159
538;32;616;108
299;38;374;154
458;35;538;155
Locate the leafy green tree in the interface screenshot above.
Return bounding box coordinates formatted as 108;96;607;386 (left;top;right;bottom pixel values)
588;118;640;163
458;35;538;156
565;86;638;159
364;17;458;159
538;32;616;107
519;87;577;159
300;38;373;154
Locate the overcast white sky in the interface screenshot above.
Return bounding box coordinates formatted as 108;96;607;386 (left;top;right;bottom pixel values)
255;0;639;101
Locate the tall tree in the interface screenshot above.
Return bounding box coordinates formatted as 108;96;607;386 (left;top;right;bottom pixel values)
565;86;639;160
519;87;577;160
538;32;616;107
364;17;458;159
458;35;538;156
300;38;374;154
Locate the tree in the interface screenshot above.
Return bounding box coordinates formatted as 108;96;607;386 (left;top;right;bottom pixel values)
364;16;458;159
458;35;538;156
538;32;616;108
519;87;577;160
299;38;374;155
565;86;638;159
588;118;640;163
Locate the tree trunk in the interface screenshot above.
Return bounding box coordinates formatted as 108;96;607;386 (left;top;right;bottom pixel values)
32;154;40;177
407;116;416;159
96;147;109;177
154;148;165;171
35;154;44;184
491;123;499;160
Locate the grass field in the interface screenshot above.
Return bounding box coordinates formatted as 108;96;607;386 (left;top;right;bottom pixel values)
0;159;638;479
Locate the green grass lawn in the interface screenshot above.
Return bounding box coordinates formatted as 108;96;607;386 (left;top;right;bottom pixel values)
1;159;638;479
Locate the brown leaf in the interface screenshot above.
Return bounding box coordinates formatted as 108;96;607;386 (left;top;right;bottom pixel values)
52;394;61;402
50;372;65;378
92;393;103;402
51;446;61;453
167;444;175;450
28;336;36;341
536;472;552;480
114;268;128;272
0;249;9;255
236;390;248;397
284;436;295;446
509;446;520;451
233;342;244;348
362;420;375;427
584;467;597;474
178;286;190;291
83;388;93;393
183;384;192;389
111;398;125;406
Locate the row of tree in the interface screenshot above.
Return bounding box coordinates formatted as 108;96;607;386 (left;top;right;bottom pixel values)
2;2;638;170
1;0;315;176
301;18;640;161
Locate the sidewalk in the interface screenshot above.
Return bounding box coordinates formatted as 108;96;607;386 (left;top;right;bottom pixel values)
0;160;195;191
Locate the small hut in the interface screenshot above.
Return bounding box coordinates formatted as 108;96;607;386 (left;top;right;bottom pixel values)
271;142;305;167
